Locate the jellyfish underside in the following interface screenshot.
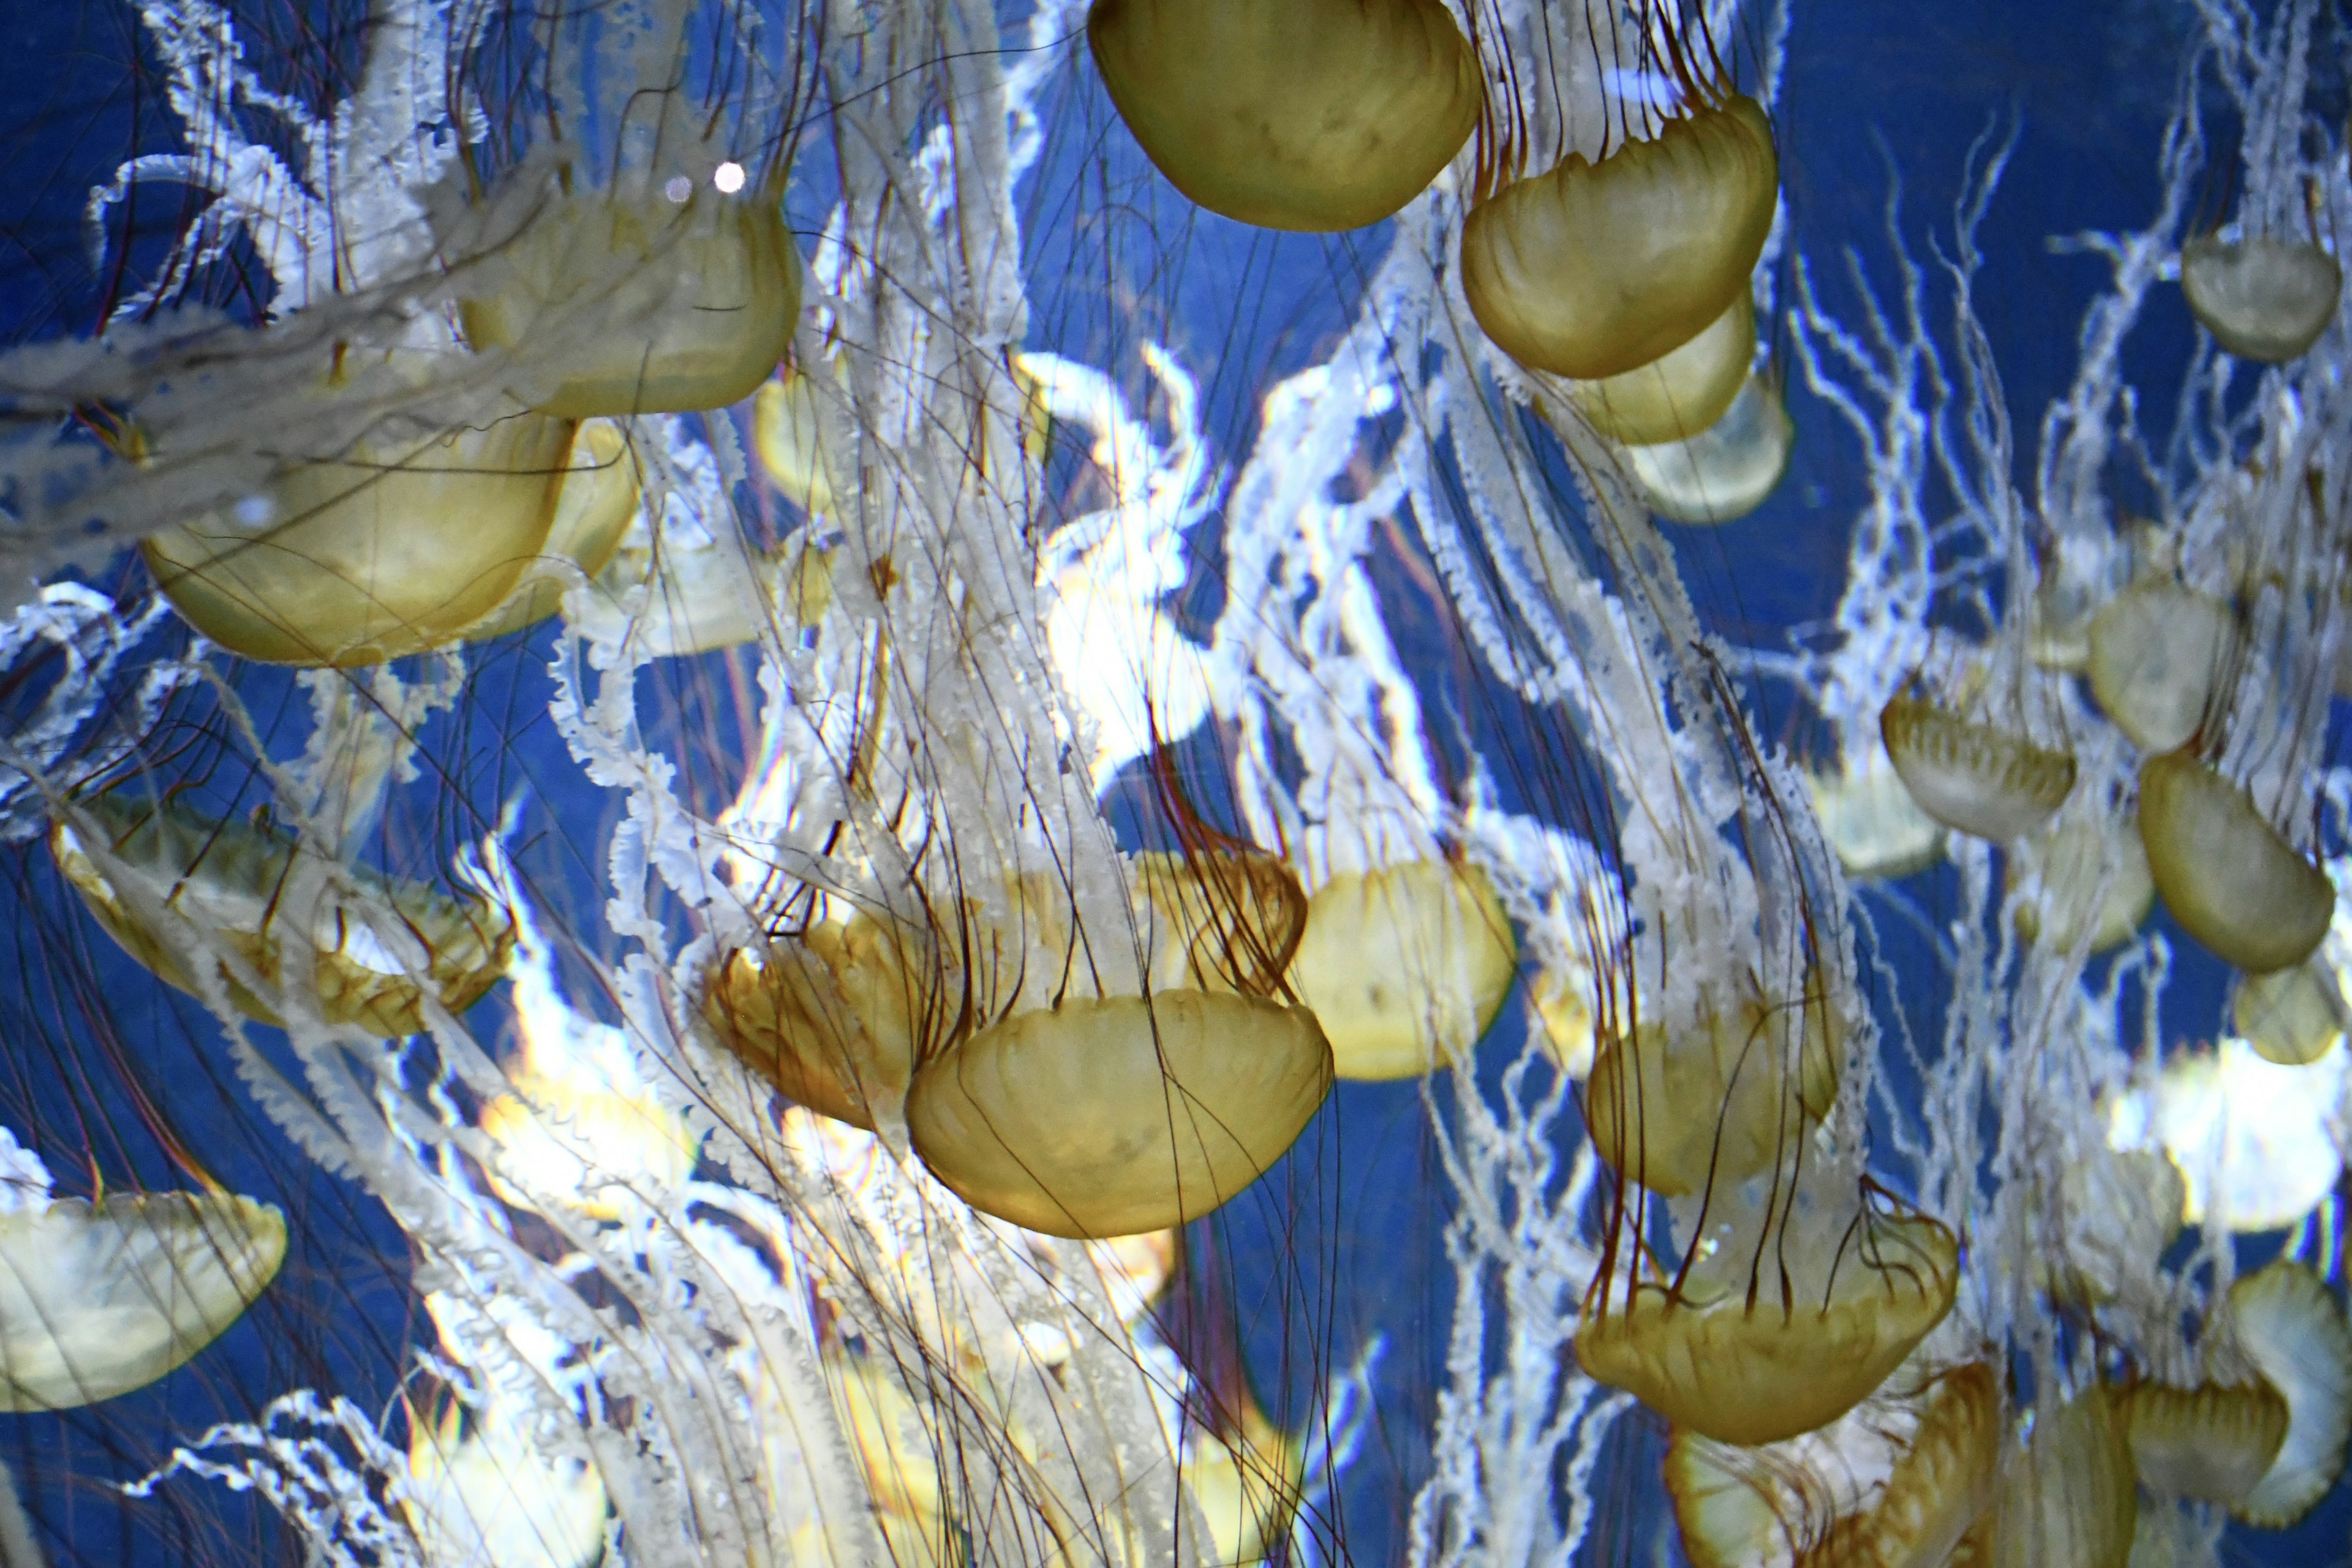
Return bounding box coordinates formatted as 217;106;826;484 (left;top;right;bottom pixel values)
2136;749;2333;974
2086;579;2236;755
2121;1378;2291;1505
1957;1383;2136;1568
1879;695;2078;842
52;794;514;1037
0;1191;286;1411
467;418;643;639
1621;371;1795;526
1461;95;1779;380
1575;1168;1961;1447
1084;0;1482;232
143;405;571;667
1284;858;1518;1080
2179;236;2343;364
2227;1259;2352;1527
1568;292;1756;447
2231;957;2348;1066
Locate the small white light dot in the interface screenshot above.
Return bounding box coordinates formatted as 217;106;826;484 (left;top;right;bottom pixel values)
663;175;692;204
712;161;746;195
235;494;275;527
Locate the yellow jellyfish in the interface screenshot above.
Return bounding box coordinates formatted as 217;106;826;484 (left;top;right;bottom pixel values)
752;360;850;517
478;1074;702;1223
52;793;514;1037
2106;1038;2346;1232
1667;1361;1999;1568
2040;1145;2187;1314
2231;955;2348;1066
1808;753;1948;881
1575;1164;1959;1446
457;164;801;418
2227;1259;2352;1527
466;419;643;639
1621;371;1796;526
1582;971;1841;1197
2086;578;2238;754
1566;292;1756;448
1878;695;2078;843
1285;857;1518;1080
1461;94;1778;380
1083;0;1482;232
142;401;571;666
2137;748;2333;974
2120;1378;2291;1506
0;1186;285;1411
2008;808;2154;955
2179;236;2343;363
1963;1384;2136;1568
402;1401;609;1568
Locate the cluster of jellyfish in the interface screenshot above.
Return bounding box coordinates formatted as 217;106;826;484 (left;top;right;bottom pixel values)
3;0;2352;1563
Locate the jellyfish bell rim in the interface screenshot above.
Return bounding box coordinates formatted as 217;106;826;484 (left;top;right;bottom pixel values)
2136;748;2333;976
1878;694;2077;843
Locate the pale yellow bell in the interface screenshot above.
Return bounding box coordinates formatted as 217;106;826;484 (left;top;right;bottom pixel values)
2122;1378;2290;1506
1568;292;1755;447
468;419;643;639
2086;578;2237;754
2180;236;2342;364
2229;1259;2352;1527
1879;696;2076;842
2232;957;2348;1066
2137;750;2332;974
1621;371;1795;526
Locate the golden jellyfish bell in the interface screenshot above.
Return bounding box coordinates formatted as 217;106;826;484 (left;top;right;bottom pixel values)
459;175;801;418
2179;236;2343;364
905;990;1332;1238
1568;292;1755;448
1621;370;1796;526
2009;809;2154;956
752;359;849;516
2227;1259;2352;1528
1878;695;2078;843
143;405;571;667
51;794;514;1037
2086;579;2237;755
466;418;643;639
1286;858;1517;1080
1667;1361;2000;1568
2231;956;2349;1066
1084;0;1481;232
1575;1175;1960;1447
2136;749;2333;974
1968;1384;2136;1568
699;912;948;1134
1461;96;1779;381
2120;1378;2291;1506
1133;845;1310;998
0;1191;285;1411
402;1403;609;1568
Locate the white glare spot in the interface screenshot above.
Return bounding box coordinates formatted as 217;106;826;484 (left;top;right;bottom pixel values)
663;176;692;204
712;162;745;194
235;494;275;527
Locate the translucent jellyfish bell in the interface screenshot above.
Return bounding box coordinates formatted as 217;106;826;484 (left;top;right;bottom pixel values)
752;360;850;516
2106;1037;2346;1232
0;1182;286;1411
1461;95;1778;380
466;419;643;640
1970;1384;2137;1568
1667;1361;1999;1568
2136;748;2332;973
2227;1259;2352;1526
2009;808;2154;956
52;793;515;1037
1084;0;1482;232
2120;1378;2291;1506
2086;579;2238;755
143;399;571;666
1620;371;1796;526
1286;857;1518;1080
402;1402;609;1568
1808;752;1947;880
2230;955;2349;1066
2179;236;2343;363
458;160;801;418
1566;292;1755;447
1879;695;2078;842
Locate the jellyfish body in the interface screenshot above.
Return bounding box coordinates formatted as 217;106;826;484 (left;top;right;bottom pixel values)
1568;293;1756;447
2121;1378;2291;1506
1461;96;1778;380
467;418;643;639
1084;0;1482;232
143;405;571;666
752;361;850;516
459;181;801;418
2136;749;2332;974
1808;756;1947;881
2231;957;2349;1065
2010;810;2155;955
402;1403;610;1568
1621;372;1796;526
1968;1384;2137;1568
1286;858;1517;1080
1879;696;2077;842
2228;1259;2352;1526
2087;579;2237;754
2180;237;2342;363
52;794;514;1036
0;1191;285;1411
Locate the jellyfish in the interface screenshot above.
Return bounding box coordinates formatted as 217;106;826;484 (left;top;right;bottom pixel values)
1619;371;1797;526
1083;0;1482;232
2138;747;2334;974
463;418;645;640
1880;688;2078;843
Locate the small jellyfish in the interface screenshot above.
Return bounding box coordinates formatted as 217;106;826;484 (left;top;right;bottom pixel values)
2136;747;2333;974
1461;94;1777;380
0;1152;285;1411
2086;578;2239;755
1807;752;1948;881
2106;1037;2346;1233
141;396;572;666
752;359;850;517
466;418;644;640
1879;694;2078;843
1084;0;1482;232
2230;955;2348;1066
52;792;514;1036
1565;292;1756;448
1619;371;1796;526
456;150;801;418
1964;1383;2136;1568
2008;807;2155;956
2226;1259;2352;1527
2179;235;2343;364
2120;1378;2291;1506
402;1400;610;1568
1181;1389;1303;1567
1285;857;1518;1080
